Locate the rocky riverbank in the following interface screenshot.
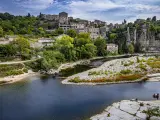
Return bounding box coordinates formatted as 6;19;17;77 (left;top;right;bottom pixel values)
46;55;131;75
90;100;160;120
62;56;160;85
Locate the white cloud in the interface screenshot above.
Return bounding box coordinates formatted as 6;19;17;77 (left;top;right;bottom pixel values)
10;0;160;23
14;0;55;11
63;0;160;23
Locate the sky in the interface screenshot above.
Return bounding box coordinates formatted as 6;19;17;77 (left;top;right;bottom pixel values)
0;0;160;23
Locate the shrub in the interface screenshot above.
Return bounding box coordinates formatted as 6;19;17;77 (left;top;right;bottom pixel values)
69;74;144;83
123;60;134;66
120;69;132;75
140;102;144;106
88;71;101;76
143;107;160;120
137;63;147;71
104;71;108;75
0;63;24;77
23;68;28;73
147;58;160;68
5;70;24;76
69;77;82;83
137;57;140;63
115;74;143;81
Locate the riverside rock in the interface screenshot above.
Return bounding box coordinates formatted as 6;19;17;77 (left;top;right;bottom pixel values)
90;100;160;120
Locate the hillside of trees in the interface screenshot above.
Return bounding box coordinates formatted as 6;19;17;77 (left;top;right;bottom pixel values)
0;12;160;71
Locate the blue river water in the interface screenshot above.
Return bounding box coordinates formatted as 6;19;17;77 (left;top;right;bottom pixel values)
0;75;160;120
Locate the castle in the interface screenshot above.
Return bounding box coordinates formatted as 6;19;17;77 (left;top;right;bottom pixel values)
41;12;107;39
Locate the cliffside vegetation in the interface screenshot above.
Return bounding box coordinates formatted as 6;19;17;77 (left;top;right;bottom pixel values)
0;12;160;72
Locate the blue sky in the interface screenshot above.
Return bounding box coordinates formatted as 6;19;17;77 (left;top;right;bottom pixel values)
0;0;160;23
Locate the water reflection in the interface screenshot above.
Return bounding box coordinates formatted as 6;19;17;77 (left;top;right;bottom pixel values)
0;76;160;120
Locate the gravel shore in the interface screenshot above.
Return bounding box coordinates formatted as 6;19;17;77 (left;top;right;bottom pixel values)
62;56;160;85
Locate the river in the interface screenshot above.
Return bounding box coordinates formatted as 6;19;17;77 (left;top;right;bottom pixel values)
0;75;160;120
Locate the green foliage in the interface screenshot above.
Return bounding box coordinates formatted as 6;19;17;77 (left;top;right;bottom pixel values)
77;32;90;39
0;13;38;35
24;59;42;72
23;68;28;73
0;63;24;77
120;69;132;75
147;58;160;68
109;33;117;43
81;43;97;59
0;26;3;37
137;57;140;63
0;44;17;57
69;74;143;83
128;44;134;54
66;29;77;38
123;60;134;66
57;28;64;35
69;77;82;83
40;50;65;70
94;37;107;56
55;35;74;61
137;63;147;71
13;37;31;59
5;69;24;76
143;107;160;120
88;71;101;76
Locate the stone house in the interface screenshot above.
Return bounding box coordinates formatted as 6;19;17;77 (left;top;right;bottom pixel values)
107;44;118;53
59;24;71;32
70;23;85;29
88;27;100;39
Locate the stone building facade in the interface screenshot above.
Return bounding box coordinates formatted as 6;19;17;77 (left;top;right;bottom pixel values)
59;12;68;24
88;27;100;39
42;12;107;39
107;44;118;53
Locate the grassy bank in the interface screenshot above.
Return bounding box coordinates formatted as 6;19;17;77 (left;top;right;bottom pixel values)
0;63;28;77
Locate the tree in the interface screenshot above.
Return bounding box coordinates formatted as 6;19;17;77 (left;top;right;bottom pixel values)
38;27;45;35
57;28;64;35
55;35;74;61
0;44;16;56
128;44;134;54
13;37;31;59
77;32;90;39
0;26;3;37
41;50;65;70
109;33;117;43
94;37;107;56
66;29;77;38
81;43;97;59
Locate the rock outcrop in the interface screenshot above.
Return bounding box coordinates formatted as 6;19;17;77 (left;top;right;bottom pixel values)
91;100;160;120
